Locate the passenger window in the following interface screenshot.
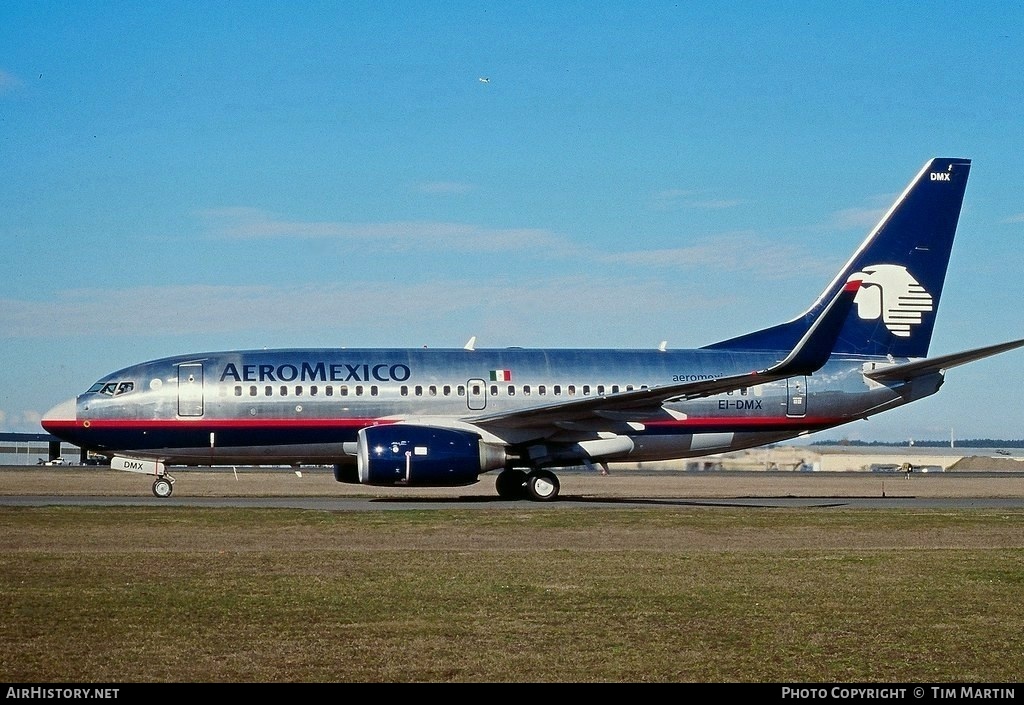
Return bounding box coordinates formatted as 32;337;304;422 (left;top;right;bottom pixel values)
401;386;409;396
310;386;318;396
458;386;466;396
553;385;561;395
523;385;531;396
611;385;620;393
265;386;273;396
355;385;364;396
568;385;576;396
490;385;498;396
234;386;242;397
415;386;423;396
597;385;605;395
429;385;437;396
325;386;334;396
539;385;546;395
583;385;591;395
340;386;348;396
507;385;515;396
443;385;452;396
295;386;303;396
249;386;257;397
370;386;378;396
280;386;288;396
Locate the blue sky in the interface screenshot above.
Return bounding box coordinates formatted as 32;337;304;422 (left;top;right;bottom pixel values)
2;2;1023;441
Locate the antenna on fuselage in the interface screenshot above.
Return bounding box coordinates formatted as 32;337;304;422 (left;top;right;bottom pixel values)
464;336;477;351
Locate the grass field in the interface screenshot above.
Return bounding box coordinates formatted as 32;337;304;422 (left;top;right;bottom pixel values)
2;504;1023;683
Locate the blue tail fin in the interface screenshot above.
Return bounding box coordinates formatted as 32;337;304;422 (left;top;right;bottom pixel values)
704;158;971;358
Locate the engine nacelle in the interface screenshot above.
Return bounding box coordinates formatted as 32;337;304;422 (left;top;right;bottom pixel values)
350;424;506;487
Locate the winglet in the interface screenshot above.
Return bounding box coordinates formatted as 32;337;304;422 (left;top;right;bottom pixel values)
761;277;861;376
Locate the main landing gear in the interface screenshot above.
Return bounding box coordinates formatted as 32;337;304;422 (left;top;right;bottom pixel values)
494;468;561;502
152;473;176;498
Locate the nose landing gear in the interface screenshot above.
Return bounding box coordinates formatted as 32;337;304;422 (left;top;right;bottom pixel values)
152;474;175;498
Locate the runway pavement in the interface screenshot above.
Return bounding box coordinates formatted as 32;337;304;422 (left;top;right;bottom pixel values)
2;466;1023;510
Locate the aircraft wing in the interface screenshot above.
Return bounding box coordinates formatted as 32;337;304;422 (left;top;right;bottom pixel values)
863;338;1024;383
466;279;862;430
464;367;794;429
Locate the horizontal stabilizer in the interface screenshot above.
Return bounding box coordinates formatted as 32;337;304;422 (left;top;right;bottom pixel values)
864;338;1024;383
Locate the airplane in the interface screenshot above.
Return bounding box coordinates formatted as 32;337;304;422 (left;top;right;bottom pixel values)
41;157;1024;500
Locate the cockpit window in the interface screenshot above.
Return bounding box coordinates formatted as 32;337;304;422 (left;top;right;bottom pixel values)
87;380;136;396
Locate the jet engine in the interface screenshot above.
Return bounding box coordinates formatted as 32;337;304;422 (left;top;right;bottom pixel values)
337;424;507;487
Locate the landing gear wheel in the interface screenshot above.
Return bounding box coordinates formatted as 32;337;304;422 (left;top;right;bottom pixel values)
152;477;174;498
495;469;528;499
527;469;560;502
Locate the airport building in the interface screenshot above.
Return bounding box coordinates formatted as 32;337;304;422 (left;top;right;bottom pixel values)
0;433;86;466
661;443;1023;473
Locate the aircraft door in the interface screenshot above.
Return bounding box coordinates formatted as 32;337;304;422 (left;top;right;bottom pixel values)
466;378;487;411
177;363;204;417
786;376;807;417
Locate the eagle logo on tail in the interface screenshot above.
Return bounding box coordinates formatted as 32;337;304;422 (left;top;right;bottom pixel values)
848;264;933;338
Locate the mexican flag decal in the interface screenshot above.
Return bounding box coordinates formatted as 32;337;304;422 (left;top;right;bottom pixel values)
489;369;512;382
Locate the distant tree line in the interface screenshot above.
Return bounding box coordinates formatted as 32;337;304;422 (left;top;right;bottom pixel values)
811;439;1024;448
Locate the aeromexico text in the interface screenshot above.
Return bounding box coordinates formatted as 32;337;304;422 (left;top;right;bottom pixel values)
219;362;412;383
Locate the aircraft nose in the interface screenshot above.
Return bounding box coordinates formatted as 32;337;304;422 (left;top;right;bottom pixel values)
41;398;77;431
